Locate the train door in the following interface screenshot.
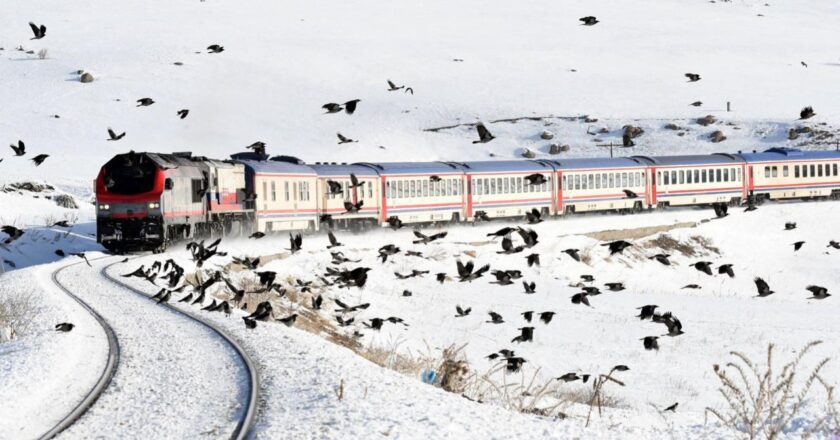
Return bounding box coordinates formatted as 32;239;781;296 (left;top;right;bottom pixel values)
555;171;563;215
465;175;474;219
649;167;657;207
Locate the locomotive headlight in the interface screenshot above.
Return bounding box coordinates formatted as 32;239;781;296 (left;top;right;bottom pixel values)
99;204;110;210
148;202;160;209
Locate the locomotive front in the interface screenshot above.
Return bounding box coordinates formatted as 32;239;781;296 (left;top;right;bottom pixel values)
95;152;167;251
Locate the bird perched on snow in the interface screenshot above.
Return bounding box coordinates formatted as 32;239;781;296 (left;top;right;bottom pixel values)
806;285;831;300
55;322;74;332
579;16;599;26
472;122;495;144
337;133;357;144
107;128;125;141
207;44;224;53
29;22;47;39
799;106;816;120
754;277;774;297
31;154;49;166
249;231;265;239
784;222;797;230
602;240;632;255
9;140;25;156
685;73;701;82
136;98;155;107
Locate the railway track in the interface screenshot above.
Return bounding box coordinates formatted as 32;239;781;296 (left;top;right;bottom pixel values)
39;257;259;440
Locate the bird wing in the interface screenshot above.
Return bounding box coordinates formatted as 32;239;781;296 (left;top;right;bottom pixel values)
337;133;348;142
328;231;337;246
476;123;491;139
29;22;40;36
387;79;396;89
413;230;426;240
350;173;359;186
500;236;512;251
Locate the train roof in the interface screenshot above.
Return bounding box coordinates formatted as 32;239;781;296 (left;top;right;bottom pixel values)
353;161;465;175
644;153;744;166
543;156;653;170
310;163;379;177
737;148;840;163
459;160;555;173
235;158;316;175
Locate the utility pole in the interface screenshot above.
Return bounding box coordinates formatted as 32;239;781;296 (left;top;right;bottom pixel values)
596;142;626;158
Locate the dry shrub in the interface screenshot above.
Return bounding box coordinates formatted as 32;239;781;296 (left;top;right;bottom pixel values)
705;341;838;439
644;234;697;257
463;363;569;418
0;293;36;342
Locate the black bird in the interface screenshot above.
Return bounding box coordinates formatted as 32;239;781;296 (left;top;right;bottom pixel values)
717;264;735;278
498;236;525;255
642;336;660;351
622;189;638;199
177;109;190;119
327;231;342;248
473;211;491;222
690;261;713;276
322;103;343;113
685;73;701;82
784;222;797;231
498;349;516;359
661;315;684;336
386;79;405;91
579;16;599;26
365;318;385;331
490;270;515;285
246;141;267;156
136;98;155;107
246;301;273;321
326;180;343;195
29;22;47;39
472;122;495;144
348;173;364;189
243;318;257;329
505;357;526;373
799;106;816;120
806;285;831;300
486;312;504;324
55;322;74;332
526;253;540;267
828;241;840;249
571;292;591;307
602;240;632;255
524;174;547;186
311;295;323;310
682;284;701;290
10;140;25;156
343;99;361;115
539;311;555;324
2;225;24;244
387;216;404;230
525;208;542;224
611;365;630;373
337;133;358;144
605;282;625;292
31;154;49;166
72;252;91;267
288;233;303;253
430;175;442;182
207;44;224;53
522;311;533;322
201;299;219;311
330;251;359;264
436;272;447;284
277;314;298;327
106;128;125;141
664;403;678;412
637;305;658;320
256;271;277;287
582;286;601;296
413;230;447;244
649;254;671;266
563;249;581;262
455;305;471;317
523;281;536;294
690;101;703;107
54;249;65;257
52;220;71;228
557;373;584;382
793;241;805;251
320;214;333;224
488;227;516;238
405;87;413;95
581;275;595;282
456;260;490;282
517;227;540;247
511;327;534;343
249;231;265;239
378;244;400;263
335;316;355;327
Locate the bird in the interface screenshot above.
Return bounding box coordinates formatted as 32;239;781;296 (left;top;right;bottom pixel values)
690;261;713;276
611;365;630;373
288;233;303;253
605;282;625;292
249;231;265;239
793;241;805;251
136;98;155;107
516;226;538;248
661;315;684;336
642;336;660;351
243;318;257;329
580;275;595;282
806;285;831;300
387;216;404;230
177;109;190;119
828;241;840;250
754;277;774;297
571;293;591;307
472;122;495;144
784;222;797;231
524;174;547;186
581;286;601;296
311;295;323;310
343;99;361;115
322;103;343;113
579;16;599;26
491;270;514;285
277;314;298;327
9;140;25;156
649;254;671;266
622;189;638;199
559;249;580;262
602;240;632;255
455;305;471;317
690;101;703;107
801;61;808;68
522;311;534;322
717;264;735;278
664;403;678;412
378;244;401;263
54;249;65;257
386;79;405;91
525;208;542;224
429;175;442;182
326;180;343;195
486;312;504;324
29;22;47;39
682;284;701;290
473;211;491;222
334;299;370;313
685;73;701;82
523;281;536;294
497;236;525;255
487;227;516;238
436;273;447;284
637;305;658;320
557;373;585;383
526;253;540;267
31;154;49;166
337;133;357;144
412;230;447;244
246;141;267;156
55;322;74;332
505;357;526;373
327;231;342;248
511;327;535;343
344;200;364;214
404;87;413;95
106;128;125;141
799;106;816;120
2;225;24;244
539;311;555;324
457;260;490;282
207;44;224;53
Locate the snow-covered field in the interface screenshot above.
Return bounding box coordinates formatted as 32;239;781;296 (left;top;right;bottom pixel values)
2;0;840;438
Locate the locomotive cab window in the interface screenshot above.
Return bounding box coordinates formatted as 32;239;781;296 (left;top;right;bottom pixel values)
192;179;204;203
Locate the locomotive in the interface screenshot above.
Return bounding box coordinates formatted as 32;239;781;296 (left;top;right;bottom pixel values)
95;148;840;252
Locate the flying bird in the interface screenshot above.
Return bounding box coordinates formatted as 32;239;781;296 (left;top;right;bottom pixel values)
579;16;599;26
29;22;47;39
754;277;774;297
456;260;490;282
511;327;534;343
327;231;342;248
641;336;660;351
378;244;400;263
571;292;591;307
288;233;303;253
455;305;471;317
690;261;713;276
685;73;701;82
526;253;540;267
472;122;495;144
136;98;155;107
784;222;796;231
486;312;504;324
563;249;581;262
690;101;703;107
413;230;447;244
177;109;190;119
524;174;547;186
664;403;678;412
343;200;363;213
717;264;735;278
31;154;49;166
605;282;625;292
622;189;638;199
10;140;25;156
337;133;357;144
793;241;805;251
539;311;555;324
649;254;671;266
525;208;542;224
523;281;536;294
207;44;224;53
386;79;405;91
55;322;74;332
806;285;831;300
602;240;632;255
343;99;361;115
107;128;125;141
249;231;265;239
637;305;658;320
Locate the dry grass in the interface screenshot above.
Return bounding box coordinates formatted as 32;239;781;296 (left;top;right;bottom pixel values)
705;341;838;439
584;222;696;242
0;293;36;342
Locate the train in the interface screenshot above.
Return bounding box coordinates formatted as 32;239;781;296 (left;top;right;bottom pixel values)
94;148;840;252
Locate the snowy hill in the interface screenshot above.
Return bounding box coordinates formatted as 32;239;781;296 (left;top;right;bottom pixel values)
2;0;840;186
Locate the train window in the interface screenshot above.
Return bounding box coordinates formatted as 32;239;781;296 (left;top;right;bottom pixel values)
709;170;715;183
595;174;602;189
701;170;707;183
657;172;662;186
809;164;815;177
262;181;267;201
192;179;204;203
772;167;778;178
694;170;700;183
271;181;276;201
782;166;788;177
501;178;508;194
794;166;800;178
803;166;809;178
496;178;502;194
407;180;413;198
368;182;373;199
421;180;427;197
293;182;298;201
685;170;692;184
663;172;670;185
601;173;607;188
671;171;677;185
834;164;838;176
676;171;682;184
606;173;612;188
737;168;741;181
586;174;593;190
572;175;578;190
285;182;290;201
516;178;523;193
635;172;641;187
818;165;824;177
716;169;722;182
475;179;482;195
581;174;588;190
444;179;450;196
723;169;729;182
